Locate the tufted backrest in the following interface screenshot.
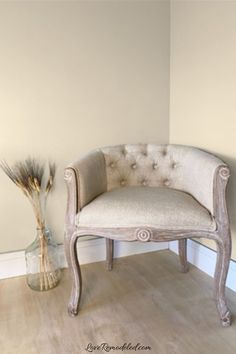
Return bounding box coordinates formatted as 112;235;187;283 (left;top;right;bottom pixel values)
101;144;225;214
101;144;178;190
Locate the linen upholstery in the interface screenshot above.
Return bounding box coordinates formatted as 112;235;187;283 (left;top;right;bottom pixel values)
101;144;225;214
68;150;106;208
77;186;216;231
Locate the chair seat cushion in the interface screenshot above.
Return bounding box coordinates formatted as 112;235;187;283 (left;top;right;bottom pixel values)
77;186;216;231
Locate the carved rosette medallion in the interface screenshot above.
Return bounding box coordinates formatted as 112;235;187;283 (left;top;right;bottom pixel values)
64;169;73;182
219;166;230;180
136;228;152;242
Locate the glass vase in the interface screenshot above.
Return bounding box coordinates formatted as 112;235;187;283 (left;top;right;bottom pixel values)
25;227;61;291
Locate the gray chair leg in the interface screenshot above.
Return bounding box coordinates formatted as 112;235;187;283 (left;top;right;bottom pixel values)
106;239;114;271
65;232;82;317
178;239;189;273
215;236;232;327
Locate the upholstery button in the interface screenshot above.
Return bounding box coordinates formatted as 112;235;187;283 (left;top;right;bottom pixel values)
142;152;147;156
110;162;115;168
153;163;158;170
120;179;126;186
162;149;167;156
142;179;147;186
164;179;170;186
131;163;137;169
172;162;177;169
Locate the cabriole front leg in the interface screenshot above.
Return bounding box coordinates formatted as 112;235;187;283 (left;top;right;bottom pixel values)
215;234;232;327
65;231;82;317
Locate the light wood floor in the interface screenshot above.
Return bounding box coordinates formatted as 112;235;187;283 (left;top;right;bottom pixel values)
1;250;236;354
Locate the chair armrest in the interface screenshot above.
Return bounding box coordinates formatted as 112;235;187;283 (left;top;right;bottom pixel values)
174;147;230;220
213;165;230;229
64;150;107;232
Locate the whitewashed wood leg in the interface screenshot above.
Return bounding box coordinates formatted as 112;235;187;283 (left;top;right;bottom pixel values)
65;232;82;317
215;235;232;327
106;239;113;271
178;239;189;273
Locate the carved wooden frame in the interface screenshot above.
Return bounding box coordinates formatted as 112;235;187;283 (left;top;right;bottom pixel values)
64;165;232;327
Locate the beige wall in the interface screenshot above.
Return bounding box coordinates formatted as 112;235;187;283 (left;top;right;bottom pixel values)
170;1;236;259
0;1;170;252
2;0;235;261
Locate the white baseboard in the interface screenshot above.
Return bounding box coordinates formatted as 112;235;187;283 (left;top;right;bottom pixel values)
2;238;236;293
0;251;26;280
0;239;168;280
169;239;236;293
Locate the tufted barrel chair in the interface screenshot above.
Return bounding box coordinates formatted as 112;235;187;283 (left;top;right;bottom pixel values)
64;144;232;326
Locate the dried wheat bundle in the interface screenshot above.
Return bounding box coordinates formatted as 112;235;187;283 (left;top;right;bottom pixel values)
0;158;57;290
1;158;56;226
